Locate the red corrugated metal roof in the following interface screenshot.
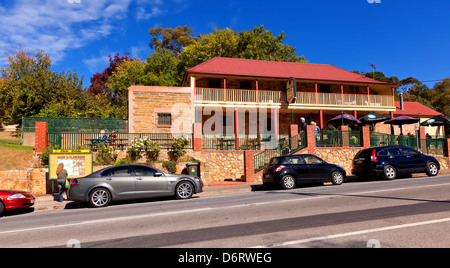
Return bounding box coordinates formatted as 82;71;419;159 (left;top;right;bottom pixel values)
186;57;396;85
393;101;442;116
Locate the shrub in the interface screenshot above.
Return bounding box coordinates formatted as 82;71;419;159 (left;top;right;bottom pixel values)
163;161;177;174
127;136;161;162
169;136;189;161
96;144;118;165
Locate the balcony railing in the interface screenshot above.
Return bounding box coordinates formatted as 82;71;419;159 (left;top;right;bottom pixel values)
195;88;394;107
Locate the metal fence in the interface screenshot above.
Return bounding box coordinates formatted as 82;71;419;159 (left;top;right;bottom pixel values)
370;132;445;156
202;134;290;150
47;132;193;150
315;130;361;147
23;117;128;133
254;132;306;173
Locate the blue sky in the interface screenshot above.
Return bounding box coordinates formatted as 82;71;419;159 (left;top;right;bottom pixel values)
1;0;449;88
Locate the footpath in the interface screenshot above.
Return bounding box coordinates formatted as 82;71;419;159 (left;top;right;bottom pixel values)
32;169;450;212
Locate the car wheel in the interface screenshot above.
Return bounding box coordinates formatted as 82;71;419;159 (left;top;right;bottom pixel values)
0;201;4;217
383;165;397;180
281;175;296;190
176;181;194;199
89;188;111;208
426;162;439;177
331;171;344;185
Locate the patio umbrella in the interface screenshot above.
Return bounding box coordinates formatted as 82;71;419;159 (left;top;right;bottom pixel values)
384;115;419;135
359;112;391;125
327;113;361;125
420;115;450;126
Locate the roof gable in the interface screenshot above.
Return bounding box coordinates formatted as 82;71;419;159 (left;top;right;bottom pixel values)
186;57;396;85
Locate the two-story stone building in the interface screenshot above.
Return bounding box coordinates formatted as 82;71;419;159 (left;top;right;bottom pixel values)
129;57;397;137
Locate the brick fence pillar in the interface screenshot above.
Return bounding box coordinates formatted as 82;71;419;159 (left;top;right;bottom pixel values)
419;126;427;151
35;122;48;154
340;125;349;147
361;126;371;148
193;123;202;152
289;124;298;138
244;151;255;183
306;125;316;154
445;138;450;157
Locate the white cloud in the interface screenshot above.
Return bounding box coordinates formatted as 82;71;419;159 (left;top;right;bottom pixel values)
0;0;191;71
0;0;133;66
82;55;110;74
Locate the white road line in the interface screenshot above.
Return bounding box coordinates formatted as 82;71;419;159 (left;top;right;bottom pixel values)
3;181;450;236
253;217;450;248
228;181;450;208
0;207;213;235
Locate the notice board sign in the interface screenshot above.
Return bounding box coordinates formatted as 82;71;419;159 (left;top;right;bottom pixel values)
49;151;93;180
286;77;297;104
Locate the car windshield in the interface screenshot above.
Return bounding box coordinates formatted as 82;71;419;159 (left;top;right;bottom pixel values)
269;158;280;165
355;149;372;158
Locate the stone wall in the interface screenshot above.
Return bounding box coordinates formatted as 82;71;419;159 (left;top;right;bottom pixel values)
315;147;362;174
127;150;245;186
128;86;193;134
0;169;47;195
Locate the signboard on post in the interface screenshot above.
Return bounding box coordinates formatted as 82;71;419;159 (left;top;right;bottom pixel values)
286;77;297;104
49;151;93;180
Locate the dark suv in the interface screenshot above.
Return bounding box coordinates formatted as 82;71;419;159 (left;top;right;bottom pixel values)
263;154;346;190
351;145;440;180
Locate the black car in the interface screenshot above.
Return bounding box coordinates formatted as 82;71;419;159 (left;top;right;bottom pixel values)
351;145;440;180
263;154;346;190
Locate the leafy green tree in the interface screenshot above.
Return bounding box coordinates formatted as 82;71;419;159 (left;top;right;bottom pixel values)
179;25;308;72
0;50;87;124
430;78;450;117
149;25;197;56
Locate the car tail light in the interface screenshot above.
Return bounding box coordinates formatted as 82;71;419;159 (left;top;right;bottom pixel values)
371;149;377;163
70;179;79;186
274;165;286;172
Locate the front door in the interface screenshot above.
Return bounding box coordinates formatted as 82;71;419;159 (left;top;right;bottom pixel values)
285;155;310;181
398;147;426;172
133;166;169;197
303;155;328;182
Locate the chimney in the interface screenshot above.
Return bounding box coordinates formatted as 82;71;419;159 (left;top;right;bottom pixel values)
400;93;404;110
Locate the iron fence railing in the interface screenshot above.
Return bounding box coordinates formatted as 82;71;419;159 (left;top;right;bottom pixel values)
370;132;445;156
254;132;306;173
47;132;193;150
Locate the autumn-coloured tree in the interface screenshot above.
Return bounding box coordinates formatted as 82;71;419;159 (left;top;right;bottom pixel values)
87;52;131;100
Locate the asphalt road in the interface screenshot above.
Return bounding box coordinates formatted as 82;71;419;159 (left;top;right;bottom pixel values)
1;174;450;248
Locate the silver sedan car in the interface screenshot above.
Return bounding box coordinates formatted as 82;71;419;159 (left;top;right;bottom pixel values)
68;164;203;208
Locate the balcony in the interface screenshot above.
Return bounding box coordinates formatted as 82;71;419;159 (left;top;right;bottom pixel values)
194;88;395;109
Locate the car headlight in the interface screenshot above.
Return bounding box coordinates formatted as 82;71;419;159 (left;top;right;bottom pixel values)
7;193;26;200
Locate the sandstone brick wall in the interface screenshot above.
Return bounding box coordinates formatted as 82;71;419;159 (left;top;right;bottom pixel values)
129;86;193;134
0;169;47;195
315;148;362;175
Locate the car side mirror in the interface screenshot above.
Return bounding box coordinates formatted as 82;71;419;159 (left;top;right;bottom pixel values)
155;172;163;177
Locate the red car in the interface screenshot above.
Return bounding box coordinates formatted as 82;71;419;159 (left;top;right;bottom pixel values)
0;190;35;216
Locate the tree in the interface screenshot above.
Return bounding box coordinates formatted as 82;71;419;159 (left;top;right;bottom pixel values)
87;52;131;99
430;78;450;117
236;25;306;62
149;25;197;56
179;25;308;72
0;50;87;124
105;50;181;118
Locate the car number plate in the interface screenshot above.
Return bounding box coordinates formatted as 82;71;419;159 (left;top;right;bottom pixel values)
264;174;270;179
30;199;35;204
